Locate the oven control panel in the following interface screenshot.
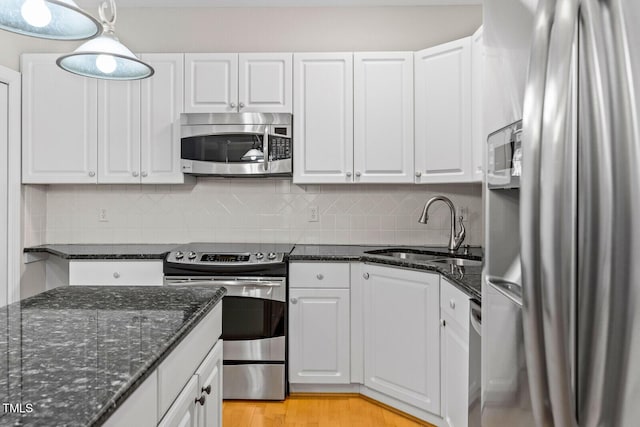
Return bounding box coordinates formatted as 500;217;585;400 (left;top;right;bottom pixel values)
166;251;285;265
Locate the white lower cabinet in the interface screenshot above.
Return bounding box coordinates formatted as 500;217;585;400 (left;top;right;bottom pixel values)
361;264;441;415
158;376;199;427
289;288;350;383
441;311;469;427
289;262;351;384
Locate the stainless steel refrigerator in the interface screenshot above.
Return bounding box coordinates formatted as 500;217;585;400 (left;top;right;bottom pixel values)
482;0;640;426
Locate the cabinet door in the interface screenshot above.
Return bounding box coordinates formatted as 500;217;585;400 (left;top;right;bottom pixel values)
98;80;141;184
353;52;414;183
415;38;472;183
158;375;198;427
293;53;354;184
471;26;484;182
185;53;238;113
239;53;292;113
441;313;469;427
140;53;185;184
362;264;440;414
22;54;98;184
196;340;223;427
289;288;350;384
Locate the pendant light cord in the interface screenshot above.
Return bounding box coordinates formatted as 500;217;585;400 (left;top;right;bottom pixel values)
98;0;117;33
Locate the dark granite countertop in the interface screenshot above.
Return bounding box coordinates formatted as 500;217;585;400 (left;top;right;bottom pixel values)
0;285;225;426
290;245;483;302
24;244;179;260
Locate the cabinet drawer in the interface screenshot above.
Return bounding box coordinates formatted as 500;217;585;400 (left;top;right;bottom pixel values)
289;262;350;288
441;279;470;331
68;260;163;286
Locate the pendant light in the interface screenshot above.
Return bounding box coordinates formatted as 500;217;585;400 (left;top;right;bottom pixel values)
0;0;100;40
56;0;154;80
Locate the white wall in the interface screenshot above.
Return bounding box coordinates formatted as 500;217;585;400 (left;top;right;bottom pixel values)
0;6;482;70
45;180;483;246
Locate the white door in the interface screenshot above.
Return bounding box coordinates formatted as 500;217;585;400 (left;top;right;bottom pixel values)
289;288;350;384
21;54;98;183
0;82;7;307
140;54;185;184
196;340;223;427
293;53;354;184
185;53;238;113
238;53;292;113
98;80;141;184
353;52;414;183
362;264;441;414
471;26;485;182
441;313;470;427
415;38;472;183
158;375;198;427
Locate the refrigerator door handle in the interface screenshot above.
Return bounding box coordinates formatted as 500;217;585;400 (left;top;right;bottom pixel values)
520;0;557;426
537;0;580;425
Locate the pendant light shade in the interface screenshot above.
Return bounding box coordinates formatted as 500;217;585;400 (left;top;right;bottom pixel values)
56;0;154;80
0;0;101;40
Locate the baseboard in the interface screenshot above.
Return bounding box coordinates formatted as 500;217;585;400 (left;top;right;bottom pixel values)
289;383;360;394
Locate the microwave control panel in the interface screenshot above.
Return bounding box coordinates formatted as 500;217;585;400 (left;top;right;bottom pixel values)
270;137;292;161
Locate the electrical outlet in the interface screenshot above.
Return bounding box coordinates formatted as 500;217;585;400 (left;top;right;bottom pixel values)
99;208;108;222
308;205;319;222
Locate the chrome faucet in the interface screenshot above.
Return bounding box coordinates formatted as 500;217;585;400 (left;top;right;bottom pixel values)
418;196;466;253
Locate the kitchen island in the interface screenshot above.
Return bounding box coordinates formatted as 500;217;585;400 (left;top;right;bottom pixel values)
0;285;225;426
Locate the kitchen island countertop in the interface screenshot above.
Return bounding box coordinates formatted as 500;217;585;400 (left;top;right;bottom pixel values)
0;285;225;426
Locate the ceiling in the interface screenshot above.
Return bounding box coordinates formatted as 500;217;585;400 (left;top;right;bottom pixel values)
77;0;481;8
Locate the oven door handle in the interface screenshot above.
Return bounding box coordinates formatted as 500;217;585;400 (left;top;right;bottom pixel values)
166;279;283;288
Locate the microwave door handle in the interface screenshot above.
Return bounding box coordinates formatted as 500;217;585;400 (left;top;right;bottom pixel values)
263;126;270;172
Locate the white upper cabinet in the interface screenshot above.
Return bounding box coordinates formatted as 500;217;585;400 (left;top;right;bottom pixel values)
184;53;292;114
140;53;186;184
239;53;292;113
415;37;472;183
362;264;441;415
98;80;141;184
184;53;238;113
471;26;485;182
354;52;414;183
293;53;354;184
22;54;98;184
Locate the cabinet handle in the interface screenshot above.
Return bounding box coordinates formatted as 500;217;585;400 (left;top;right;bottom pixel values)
202;385;211;395
195;395;206;406
239;102;245;109
415;171;422;177
363;272;369;280
132;171;139;177
355;171;361;177
449;300;456;309
346;171;352;177
316;273;324;280
88;171;95;177
141;171;148;177
440;319;446;327
290;298;298;304
230;102;236;108
113;272;120;279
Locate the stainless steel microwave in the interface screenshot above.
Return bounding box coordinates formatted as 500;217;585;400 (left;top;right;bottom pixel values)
180;113;292;177
487;120;522;189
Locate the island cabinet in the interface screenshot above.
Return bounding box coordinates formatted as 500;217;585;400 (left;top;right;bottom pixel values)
360;264;441;416
184;53;292;113
288;262;351;384
21;53;188;185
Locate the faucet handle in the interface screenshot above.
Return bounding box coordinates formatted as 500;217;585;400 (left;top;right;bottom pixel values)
455;216;466;243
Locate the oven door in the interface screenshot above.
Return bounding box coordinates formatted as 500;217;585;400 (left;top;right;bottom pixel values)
164;277;286;361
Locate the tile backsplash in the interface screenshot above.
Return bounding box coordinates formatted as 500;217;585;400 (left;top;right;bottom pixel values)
44;179;483;246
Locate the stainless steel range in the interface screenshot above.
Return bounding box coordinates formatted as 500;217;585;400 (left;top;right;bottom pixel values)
163;243;293;400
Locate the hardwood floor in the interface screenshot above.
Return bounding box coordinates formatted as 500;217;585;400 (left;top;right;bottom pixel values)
223;395;435;427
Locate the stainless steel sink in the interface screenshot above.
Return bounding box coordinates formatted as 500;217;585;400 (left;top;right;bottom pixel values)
365;250;444;263
429;258;483;267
